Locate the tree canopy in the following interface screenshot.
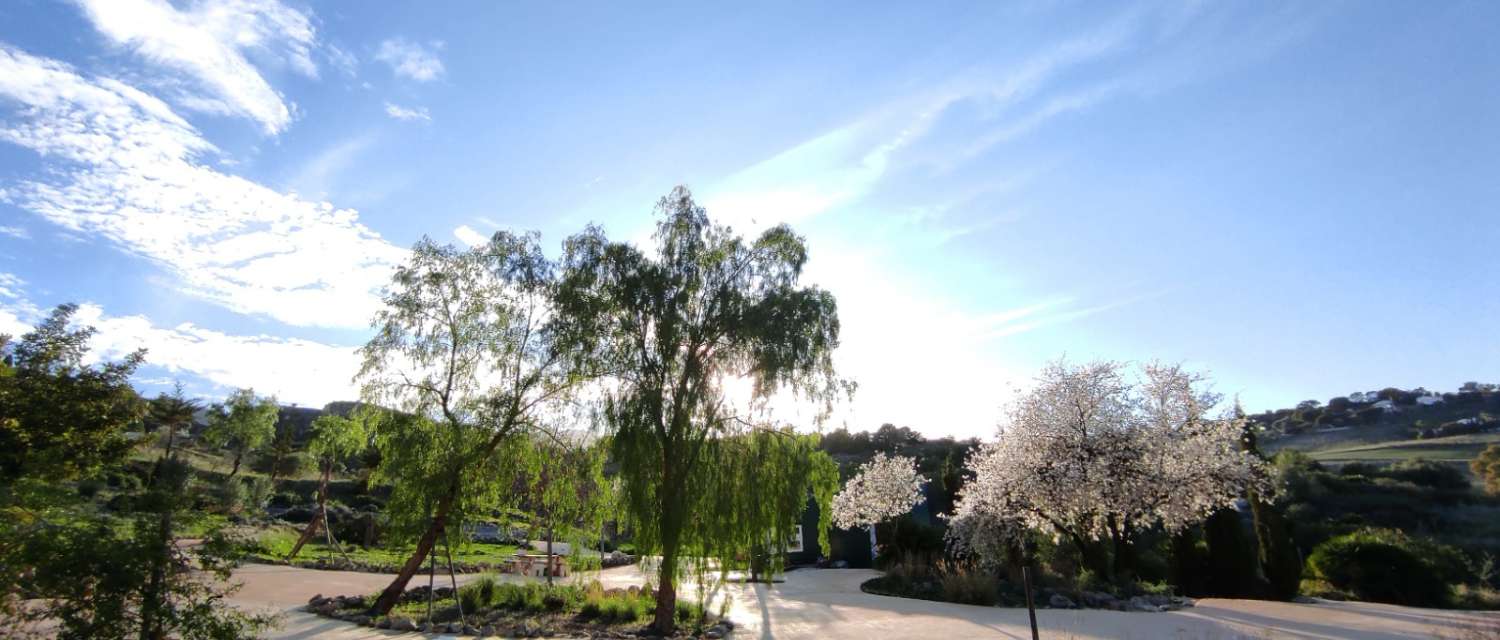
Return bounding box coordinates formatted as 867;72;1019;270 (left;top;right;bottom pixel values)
202;388;278;478
358;230;594;614
950;360;1269;579
0;303;145;482
555;186;846;633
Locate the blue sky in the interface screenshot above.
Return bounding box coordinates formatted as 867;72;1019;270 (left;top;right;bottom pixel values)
0;1;1495;439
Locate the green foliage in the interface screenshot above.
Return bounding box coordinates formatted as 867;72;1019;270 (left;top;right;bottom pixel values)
357;230;593;613
1307;527;1465;606
1342;458;1471;490
203;388;278;476
579;588;653;624
5;457;273;639
1473;445;1500;495
516;433;612;574
0;304;146;482
213;475;247;513
556;187;845;632
307;412;371;467
244;476;274;513
690;429;838;580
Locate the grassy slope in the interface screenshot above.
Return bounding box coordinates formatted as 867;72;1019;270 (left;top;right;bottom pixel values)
1306;432;1500;463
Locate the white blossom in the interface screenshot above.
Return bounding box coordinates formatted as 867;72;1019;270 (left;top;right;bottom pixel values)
831;452;925;530
949;360;1270;553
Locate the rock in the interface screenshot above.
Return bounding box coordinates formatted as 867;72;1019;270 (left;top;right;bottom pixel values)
1079;591;1118;609
479;625;496;638
350;615;371;626
1127;596;1163;612
1047;594;1075;609
307;594;326;606
376;618;391;629
389;616;417;632
704;630;724;639
831;560;849;569
464;624;480;635
1144;594;1173;607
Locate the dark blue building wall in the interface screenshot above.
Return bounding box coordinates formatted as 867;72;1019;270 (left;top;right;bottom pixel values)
791;484;939;569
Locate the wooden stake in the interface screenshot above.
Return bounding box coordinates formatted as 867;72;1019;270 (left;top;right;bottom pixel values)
1023;565;1040;640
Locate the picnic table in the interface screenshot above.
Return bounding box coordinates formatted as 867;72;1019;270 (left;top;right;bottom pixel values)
504;552;568;578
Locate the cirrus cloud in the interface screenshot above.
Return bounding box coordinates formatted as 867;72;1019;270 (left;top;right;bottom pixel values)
73;0;320;134
375;38;445;82
0;45;406;329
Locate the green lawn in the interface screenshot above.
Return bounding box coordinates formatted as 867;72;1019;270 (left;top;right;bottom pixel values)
248;526;520;569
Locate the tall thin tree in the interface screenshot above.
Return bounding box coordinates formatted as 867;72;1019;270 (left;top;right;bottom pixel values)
556;186;846;633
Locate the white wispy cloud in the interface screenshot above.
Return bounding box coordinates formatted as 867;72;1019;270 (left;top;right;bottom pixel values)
0;45;406;329
383;102;431;122
0;285;358;405
375;38;444;82
72;303;359;406
325;43;358;77
73;0;319;134
0;224;29;239
453;224;487;247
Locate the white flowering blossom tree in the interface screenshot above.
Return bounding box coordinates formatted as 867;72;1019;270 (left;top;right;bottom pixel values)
832;452;925;561
948;360;1269;580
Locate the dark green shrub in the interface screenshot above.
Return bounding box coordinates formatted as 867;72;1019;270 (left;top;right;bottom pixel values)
674;599;704;625
458;575;499;612
1250;497;1302;601
1384;459;1470;491
1307;528;1458;606
77;477;106;498
1203;508;1259;597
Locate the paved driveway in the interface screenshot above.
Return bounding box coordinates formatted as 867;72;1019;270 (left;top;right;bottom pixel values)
228;563;1496;639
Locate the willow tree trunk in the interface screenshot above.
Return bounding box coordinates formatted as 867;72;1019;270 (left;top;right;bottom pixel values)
651;461;686;635
229;448;244;479
370;475;460;615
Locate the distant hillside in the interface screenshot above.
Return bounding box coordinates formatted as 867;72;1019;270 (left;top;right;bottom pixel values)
1256;382;1500;457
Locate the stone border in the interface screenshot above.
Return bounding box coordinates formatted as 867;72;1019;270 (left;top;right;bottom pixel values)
859;578;1195;612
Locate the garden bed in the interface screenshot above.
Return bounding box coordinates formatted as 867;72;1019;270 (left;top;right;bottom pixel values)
305;578;733;638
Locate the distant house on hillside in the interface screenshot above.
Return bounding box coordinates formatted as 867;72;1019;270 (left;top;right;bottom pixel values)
1349;392;1374;404
1417;394;1444;406
1372;399;1399;413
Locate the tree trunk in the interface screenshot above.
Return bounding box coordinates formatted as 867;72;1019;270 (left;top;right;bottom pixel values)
141;447;177;640
229;449;243;479
288;465;331;559
140;508;170;640
1109;520;1135;583
653;542;680;635
369;477;459;615
288;511;322;559
546;525;555;586
651;463;685;635
1068;531;1110;581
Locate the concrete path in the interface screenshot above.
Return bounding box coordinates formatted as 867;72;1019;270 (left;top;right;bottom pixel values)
227;563;1497;639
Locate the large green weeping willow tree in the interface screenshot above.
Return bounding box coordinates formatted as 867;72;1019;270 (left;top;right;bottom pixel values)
558;186;847;633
